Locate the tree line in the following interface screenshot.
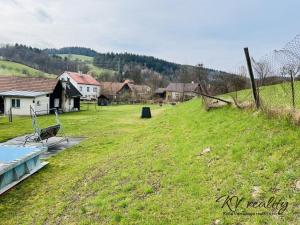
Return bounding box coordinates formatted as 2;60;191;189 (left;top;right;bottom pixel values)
45;47;97;57
0;44;250;95
94;52;180;76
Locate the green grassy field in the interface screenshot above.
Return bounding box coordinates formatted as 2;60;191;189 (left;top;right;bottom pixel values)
0;60;54;77
57;54;116;78
0;100;299;224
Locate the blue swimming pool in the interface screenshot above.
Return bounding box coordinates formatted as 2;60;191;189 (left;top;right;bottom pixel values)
0;145;48;195
0;146;41;164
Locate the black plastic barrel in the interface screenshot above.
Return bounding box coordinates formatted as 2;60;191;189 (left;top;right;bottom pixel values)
141;107;151;118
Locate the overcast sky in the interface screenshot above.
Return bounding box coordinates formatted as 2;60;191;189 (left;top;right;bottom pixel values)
0;0;299;71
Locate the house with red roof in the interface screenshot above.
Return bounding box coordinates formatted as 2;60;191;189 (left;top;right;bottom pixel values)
58;71;100;100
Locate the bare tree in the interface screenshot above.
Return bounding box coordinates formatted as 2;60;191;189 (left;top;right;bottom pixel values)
252;58;271;87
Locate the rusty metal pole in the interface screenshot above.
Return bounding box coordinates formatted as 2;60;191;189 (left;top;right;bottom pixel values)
244;47;260;108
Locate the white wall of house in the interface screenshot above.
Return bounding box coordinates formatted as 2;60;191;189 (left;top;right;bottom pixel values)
78;84;99;100
59;72;99;100
3;95;49;116
4;97;33;115
34;95;50;113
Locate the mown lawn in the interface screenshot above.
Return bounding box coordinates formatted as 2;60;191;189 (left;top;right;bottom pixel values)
0;100;299;225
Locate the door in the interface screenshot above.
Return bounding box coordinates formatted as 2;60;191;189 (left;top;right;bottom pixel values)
0;97;4;114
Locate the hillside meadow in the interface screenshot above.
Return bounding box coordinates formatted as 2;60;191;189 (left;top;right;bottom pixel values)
57;54;116;78
223;81;300;110
0;60;54;78
0;100;299;224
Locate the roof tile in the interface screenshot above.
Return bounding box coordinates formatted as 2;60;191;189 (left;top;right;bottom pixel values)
66;72;100;86
0;76;58;93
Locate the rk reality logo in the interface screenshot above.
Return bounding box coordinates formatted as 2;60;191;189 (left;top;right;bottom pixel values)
216;195;289;215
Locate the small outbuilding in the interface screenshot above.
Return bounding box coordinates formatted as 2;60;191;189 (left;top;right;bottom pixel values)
154;88;166;99
97;94;110;106
0;76;81;116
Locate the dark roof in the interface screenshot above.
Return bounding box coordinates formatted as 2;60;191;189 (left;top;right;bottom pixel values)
165;83;199;93
98;94;109;100
155;88;166;94
64;81;82;97
0;76;58;93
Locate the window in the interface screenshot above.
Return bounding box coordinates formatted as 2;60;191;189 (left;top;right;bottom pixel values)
11;99;20;108
87;87;90;92
93;87;97;92
36;101;41;106
80;86;83;91
54;98;60;108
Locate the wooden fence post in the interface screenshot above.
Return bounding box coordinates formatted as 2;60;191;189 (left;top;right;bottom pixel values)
244;47;260;108
9;107;12;122
290;71;295;109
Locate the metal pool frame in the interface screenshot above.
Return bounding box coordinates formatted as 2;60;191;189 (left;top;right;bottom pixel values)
0;145;48;195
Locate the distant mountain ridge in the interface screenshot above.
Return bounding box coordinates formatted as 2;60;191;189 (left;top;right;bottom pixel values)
45;47;97;57
44;47;181;75
0;44;248;95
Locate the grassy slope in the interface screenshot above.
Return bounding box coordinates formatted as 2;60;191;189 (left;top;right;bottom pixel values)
57;54;116;78
0;60;54;78
223;81;300;110
0;101;299;225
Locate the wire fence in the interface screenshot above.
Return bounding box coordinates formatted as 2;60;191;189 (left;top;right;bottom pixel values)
222;34;300;117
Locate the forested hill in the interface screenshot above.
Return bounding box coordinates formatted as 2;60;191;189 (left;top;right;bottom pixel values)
45;47;97;57
44;47;181;75
0;44;183;77
93;53;180;75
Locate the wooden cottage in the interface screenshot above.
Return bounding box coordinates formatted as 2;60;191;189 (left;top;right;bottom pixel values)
165;82;200;102
99;80;151;104
154;88;166;100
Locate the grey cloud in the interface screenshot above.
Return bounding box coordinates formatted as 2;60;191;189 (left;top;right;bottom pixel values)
0;0;299;71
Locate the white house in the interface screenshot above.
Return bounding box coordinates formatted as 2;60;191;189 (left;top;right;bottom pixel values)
0;76;82;116
58;71;100;100
0;91;50;115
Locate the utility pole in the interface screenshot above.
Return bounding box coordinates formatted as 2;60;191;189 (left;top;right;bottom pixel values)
244;47;260;109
